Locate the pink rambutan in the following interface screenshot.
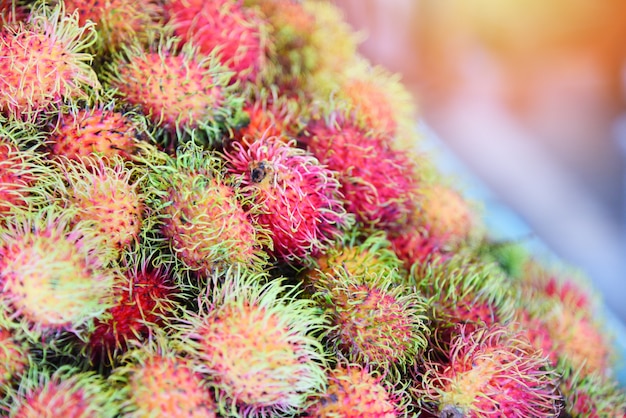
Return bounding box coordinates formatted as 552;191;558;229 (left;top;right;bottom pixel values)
85;250;178;367
110;332;218;417
387;226;451;270
0;139;39;219
176;266;328;417
46;105;145;163
144;143;270;278
305;364;407;418
7;366;119;417
0;3;101;124
0;208;116;335
103;34;243;148
224;135;353;262
0;316;31;404
301;112;419;232
61;0;163;54
416;325;561;417
165;0;268;84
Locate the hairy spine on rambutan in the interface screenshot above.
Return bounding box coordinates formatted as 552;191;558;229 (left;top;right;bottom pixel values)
410;255;516;351
416;325;562;418
84;248;180;368
0;207;116;336
109;331;218;418
224;135;353;263
305;363;409;418
165;0;270;85
174;265;329;417
142;142;270;281
301;110;419;232
0;2;101;124
102;32;245;149
60;0;164;55
6;365;120;417
46;102;147;163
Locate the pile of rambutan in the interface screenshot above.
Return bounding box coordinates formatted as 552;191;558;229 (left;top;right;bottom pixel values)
1;0;625;416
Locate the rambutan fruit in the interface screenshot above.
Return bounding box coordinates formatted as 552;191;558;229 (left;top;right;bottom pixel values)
165;0;269;84
0;207;116;335
224;135;353;263
36;155;145;256
559;363;626;418
416;325;562;418
303;229;405;288
312;268;429;374
144;142;270;278
301;111;419;232
46;103;146;164
60;0;163;55
410;255;516;349
0;3;101;124
0;314;31;405
85;249;179;367
110;332;218;417
102;33;244;149
305;364;408;418
387;226;452;271
176;266;328;417
6;365;119;417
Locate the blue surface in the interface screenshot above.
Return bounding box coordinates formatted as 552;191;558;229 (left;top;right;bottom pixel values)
417;121;626;386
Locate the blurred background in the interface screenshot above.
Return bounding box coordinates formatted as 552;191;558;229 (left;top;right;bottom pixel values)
332;0;626;381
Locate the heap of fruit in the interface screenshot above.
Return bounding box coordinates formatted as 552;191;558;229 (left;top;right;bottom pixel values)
1;1;625;416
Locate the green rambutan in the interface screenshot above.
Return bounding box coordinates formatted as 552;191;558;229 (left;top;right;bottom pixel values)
305;364;408;418
60;0;164;55
102;33;244;149
0;2;101;124
559;363;626;418
85;248;179;367
0;207;116;335
416;325;562;417
110;332;218;417
312;267;429;374
224;135;353;263
46;103;146;163
6;365;119;417
176;266;328;417
142;142;270;279
165;0;269;84
301;111;419;232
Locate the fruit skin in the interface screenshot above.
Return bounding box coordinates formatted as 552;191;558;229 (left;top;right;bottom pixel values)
416;325;562;418
110;332;218;418
103;33;244;149
0;207;116;336
224;135;353;263
143;142;270;280
176;266;329;417
5;365;120;418
301;111;419;232
165;0;269;84
305;364;407;418
0;2;101;124
46;103;146;163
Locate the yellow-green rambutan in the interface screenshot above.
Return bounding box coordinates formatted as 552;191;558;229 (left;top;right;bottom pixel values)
102;31;244;149
6;365;120;417
110;331;218;417
0;2;101;125
175;265;329;417
224;135;353;263
143;141;270;280
416;325;562;417
0;207;116;336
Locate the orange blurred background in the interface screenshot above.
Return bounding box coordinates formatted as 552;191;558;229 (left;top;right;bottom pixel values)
333;0;626;324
